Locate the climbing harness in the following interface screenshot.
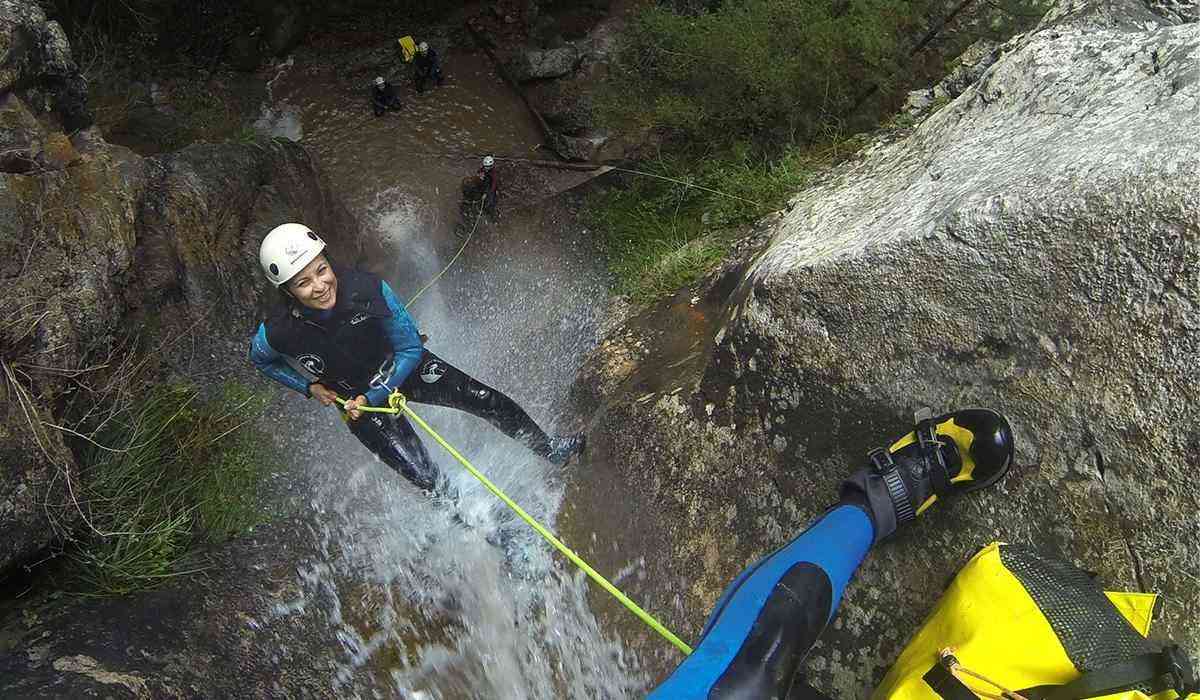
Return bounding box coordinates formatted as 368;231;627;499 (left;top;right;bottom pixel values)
333;391;694;656
403;194;486;309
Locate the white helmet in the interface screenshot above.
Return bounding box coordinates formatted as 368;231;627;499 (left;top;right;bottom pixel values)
418;41;429;54
259;223;326;287
374;76;385;86
482;155;495;169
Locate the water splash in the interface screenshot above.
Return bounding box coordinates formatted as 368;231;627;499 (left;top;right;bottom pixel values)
366;186;443;284
269;190;646;698
254;103;303;141
253;56;303;140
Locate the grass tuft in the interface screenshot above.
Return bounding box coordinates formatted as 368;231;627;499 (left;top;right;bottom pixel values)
67;381;274;596
584;145;829;303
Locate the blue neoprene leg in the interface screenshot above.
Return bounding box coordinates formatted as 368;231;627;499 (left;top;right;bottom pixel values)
649;504;875;700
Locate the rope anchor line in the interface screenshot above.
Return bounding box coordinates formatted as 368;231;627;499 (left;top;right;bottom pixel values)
333;392;694;656
403;193;487;309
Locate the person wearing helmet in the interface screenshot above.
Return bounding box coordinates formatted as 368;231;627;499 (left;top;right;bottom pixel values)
371;75;403;116
249;223;585;495
413;40;444;93
469;155;499;221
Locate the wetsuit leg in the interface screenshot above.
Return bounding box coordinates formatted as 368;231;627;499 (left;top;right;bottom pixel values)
484;189;499;219
346;411;441;492
649;504;875;700
399;350;555;457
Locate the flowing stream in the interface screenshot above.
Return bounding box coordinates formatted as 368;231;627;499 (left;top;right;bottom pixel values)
249;43;648;698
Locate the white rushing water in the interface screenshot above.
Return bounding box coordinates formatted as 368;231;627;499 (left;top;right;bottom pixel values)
253;56;303;141
270;190;647;698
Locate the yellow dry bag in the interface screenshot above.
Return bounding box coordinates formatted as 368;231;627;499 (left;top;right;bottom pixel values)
874;543;1197;700
397;36;416;63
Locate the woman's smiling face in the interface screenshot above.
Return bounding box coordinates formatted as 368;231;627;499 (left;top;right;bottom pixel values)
286;254;338;310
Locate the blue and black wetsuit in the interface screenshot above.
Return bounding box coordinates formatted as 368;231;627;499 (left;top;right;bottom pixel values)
650;502;875;699
250;268;557;492
372;82;403;116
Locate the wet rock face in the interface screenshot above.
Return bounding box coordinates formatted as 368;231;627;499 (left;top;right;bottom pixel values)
0;123;363;572
0;93;47;172
0;518;384;698
1146;0;1198;22
253;0;308;56
507;45;581;80
568;0;1199;691
526;75;595;134
0;0;92;131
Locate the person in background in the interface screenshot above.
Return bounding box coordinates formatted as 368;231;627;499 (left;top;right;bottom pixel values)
371;76;403;117
474;155;499;220
414;41;444;93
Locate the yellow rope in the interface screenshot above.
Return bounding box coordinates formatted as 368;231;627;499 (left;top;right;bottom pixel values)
404;195;485;309
333;392;694;655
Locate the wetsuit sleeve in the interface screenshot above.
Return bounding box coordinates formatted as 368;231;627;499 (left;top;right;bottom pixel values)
249;323;312;397
364;280;424;406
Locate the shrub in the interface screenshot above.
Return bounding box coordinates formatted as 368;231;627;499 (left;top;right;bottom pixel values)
603;0;931;148
584;144;821;302
67;381;273;595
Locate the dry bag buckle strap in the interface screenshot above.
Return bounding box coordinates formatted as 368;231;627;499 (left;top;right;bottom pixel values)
1032;647;1198;700
1166;645;1199;695
923;653;979;700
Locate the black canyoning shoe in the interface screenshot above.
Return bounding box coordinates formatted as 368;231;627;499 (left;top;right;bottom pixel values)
841;408;1014;543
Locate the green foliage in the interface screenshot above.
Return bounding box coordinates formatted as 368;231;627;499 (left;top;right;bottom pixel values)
978;0;1053;39
603;0;930;147
67;381;273;596
230;125;263;146
587;0;1054;303
584;145;820;302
